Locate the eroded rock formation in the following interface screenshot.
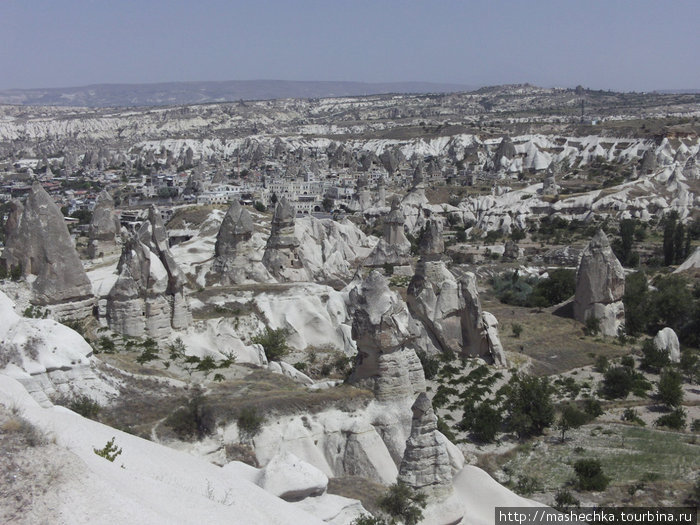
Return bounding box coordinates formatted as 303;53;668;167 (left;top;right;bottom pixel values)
88;190;122;258
398;394;454;499
364;196;412;268
106;206;191;338
262;197;310;281
573;230;625;336
407;224;507;366
1;182;94;317
653;327;680;363
348;270;425;401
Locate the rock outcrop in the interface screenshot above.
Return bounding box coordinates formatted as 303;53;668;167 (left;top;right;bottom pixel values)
364;196;412;268
653;327;681;363
398;393;453;497
257;452;328;501
212;201;263;283
573;230;625;336
407;225;507;366
0;290;116;406
502;240;521;261
0;182;94;317
106;206;191;338
88;190;122;258
262;197;310;281
398;393;464;525
348;270;425;401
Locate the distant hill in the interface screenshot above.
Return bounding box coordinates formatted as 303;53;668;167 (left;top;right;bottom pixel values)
0;79;476;107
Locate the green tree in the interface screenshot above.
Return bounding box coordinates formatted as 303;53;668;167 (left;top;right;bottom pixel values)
613;219;639;267
557;404;589;441
623;271;649;335
657;368;684;408
377;483;427;525
504;374;555;439
654;407;686;430
470;402;503;443
640;339;670;373
663;211;679;265
530;269;576;307
574;458;609;491
601;366;634;399
251;327;289;361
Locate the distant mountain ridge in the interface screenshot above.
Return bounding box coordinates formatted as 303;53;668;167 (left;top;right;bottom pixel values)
0;79;476;107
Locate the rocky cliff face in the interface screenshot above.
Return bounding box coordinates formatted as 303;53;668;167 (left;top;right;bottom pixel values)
573;230;625;336
1;182;94;316
106;206;191;338
262;197;310;282
88;190;122;259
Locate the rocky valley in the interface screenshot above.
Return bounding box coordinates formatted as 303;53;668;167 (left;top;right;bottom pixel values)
0;85;699;525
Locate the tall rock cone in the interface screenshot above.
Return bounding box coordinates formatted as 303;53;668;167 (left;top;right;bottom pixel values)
262;197;309;281
1;182;93;314
573;230;625;336
88;190;121;258
398;393;464;525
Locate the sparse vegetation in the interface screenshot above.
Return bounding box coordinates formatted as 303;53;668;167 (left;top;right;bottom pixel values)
237;406;264;441
574;458;610;491
377;482;427;525
93;437;122;462
165;394;215;440
252;327;289;361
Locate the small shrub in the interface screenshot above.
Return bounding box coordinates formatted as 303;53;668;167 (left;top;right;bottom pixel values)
3;416;47;447
165;395;215;440
237;406;264;441
574;458;610;491
416;351;440;380
377;482;427;525
251;327;289;361
583;316;601;336
196;355;218;377
657;368;684;408
621;408;645;426
620;355;635;369
99;336;116;353
640;339;670;373
654;407;686;430
136;346;159;364
93;437;122;462
515;475;543;496
511;323;523;338
594;355;609;373
67;395;101;420
554;488;580;509
351;516;388;525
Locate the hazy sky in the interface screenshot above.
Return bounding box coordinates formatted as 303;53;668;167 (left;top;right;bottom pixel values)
1;0;698;91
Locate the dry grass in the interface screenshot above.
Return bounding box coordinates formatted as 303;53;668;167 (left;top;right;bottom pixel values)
206;369;373;424
496;422;700;507
482;295;628;375
327;476;388;516
0;406;62;523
